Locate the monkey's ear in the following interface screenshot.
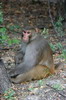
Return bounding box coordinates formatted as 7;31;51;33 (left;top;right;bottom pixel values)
35;28;40;33
21;32;23;37
22;30;26;33
21;29;25;37
21;34;23;37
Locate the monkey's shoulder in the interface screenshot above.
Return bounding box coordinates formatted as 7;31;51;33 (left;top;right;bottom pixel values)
27;35;49;51
31;35;49;45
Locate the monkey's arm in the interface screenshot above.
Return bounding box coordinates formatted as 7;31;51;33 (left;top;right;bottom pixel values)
15;42;27;65
14;51;24;65
9;44;43;77
9;60;36;78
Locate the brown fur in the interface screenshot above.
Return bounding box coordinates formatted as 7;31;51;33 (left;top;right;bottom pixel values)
11;65;51;83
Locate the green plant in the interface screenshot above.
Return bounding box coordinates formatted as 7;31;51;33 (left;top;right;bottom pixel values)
49;43;56;52
41;28;49;38
0;27;7;44
62;49;66;59
0;4;7;44
8;38;20;45
59;49;66;59
38;80;44;86
28;87;34;91
0;10;3;24
52;83;64;90
50;42;63;52
42;28;49;35
55;42;63;50
4;88;16;100
0;3;20;46
54;16;65;37
0;3;3;24
8;24;21;31
0;27;20;45
50;43;66;60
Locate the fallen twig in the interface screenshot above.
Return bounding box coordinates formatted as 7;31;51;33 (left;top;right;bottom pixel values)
46;83;66;98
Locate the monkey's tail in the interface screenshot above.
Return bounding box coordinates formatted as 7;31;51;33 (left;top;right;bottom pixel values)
55;62;64;70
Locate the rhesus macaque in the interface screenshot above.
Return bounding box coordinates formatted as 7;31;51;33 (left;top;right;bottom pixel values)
9;28;55;83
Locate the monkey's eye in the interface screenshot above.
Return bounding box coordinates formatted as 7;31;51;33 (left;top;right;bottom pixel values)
23;30;30;34
27;32;30;34
23;31;26;33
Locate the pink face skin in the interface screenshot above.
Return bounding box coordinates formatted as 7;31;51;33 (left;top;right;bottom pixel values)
22;30;31;42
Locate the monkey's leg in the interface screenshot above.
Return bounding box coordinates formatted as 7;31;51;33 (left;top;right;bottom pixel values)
33;65;51;79
11;65;51;83
10;73;31;83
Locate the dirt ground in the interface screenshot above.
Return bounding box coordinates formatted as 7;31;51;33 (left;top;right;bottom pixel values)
0;1;66;100
1;52;66;100
1;33;66;100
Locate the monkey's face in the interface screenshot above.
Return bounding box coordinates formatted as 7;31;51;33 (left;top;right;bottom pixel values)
22;30;32;43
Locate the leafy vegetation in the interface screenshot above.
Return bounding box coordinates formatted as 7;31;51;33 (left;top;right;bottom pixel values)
0;2;65;59
50;42;66;60
38;80;44;86
0;3;3;24
28;87;35;91
4;88;16;100
42;28;49;38
52;83;64;90
42;28;49;35
49;16;66;59
0;10;3;24
0;3;20;46
59;49;66;59
42;26;66;60
54;16;65;37
50;42;63;52
9;24;20;31
50;43;56;52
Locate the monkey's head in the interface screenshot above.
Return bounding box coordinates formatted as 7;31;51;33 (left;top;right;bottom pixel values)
22;30;32;43
22;28;40;43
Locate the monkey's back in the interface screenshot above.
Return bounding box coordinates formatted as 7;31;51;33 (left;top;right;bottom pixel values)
24;35;53;67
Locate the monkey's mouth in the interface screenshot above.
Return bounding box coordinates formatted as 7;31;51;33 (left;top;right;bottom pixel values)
23;36;29;42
